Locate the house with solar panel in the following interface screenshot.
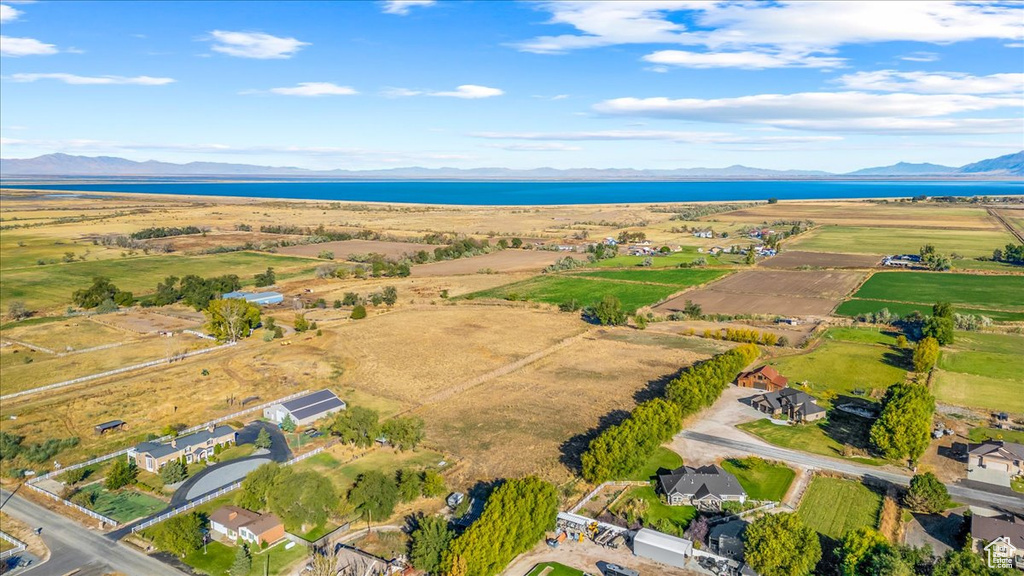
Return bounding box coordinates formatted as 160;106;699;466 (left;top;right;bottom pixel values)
263;389;346;427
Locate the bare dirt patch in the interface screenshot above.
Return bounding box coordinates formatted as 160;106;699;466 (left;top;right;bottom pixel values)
92;310;203;334
278;239;438;260
759;251;882;269
655;269;865;317
142;231;288;253
646;319;819;347
410;250;565;276
2;319;129;351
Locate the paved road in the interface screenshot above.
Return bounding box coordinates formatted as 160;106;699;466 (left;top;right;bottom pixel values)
0;488;183;576
679;431;1024;512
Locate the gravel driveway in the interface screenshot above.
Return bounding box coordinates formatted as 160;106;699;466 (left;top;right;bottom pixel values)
668;385;772;465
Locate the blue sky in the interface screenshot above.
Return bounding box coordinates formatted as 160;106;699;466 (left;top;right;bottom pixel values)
1;0;1022;172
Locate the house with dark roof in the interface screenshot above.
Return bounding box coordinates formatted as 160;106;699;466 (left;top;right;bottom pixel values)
737;365;788;392
971;514;1024;566
970;441;1024;476
210;505;285;547
747;388;826;423
657;465;747;510
128;424;236;473
709;519;748;561
263;389;346;427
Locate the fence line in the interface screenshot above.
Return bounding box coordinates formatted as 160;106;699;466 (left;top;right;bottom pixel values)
131;446;326;533
568;480;647;514
1;338;56;355
0;342;238;401
0;531;27;561
25;482;119;527
183;329;216;341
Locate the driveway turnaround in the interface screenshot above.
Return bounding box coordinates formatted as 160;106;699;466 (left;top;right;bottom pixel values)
183;457;271;501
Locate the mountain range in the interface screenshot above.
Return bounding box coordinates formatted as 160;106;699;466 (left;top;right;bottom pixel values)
1;151;1021;179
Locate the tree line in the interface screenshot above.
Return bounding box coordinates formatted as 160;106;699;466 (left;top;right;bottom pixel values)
129;226;204;240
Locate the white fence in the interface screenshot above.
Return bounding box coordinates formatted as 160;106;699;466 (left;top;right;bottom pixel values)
130;446;326;533
569;480;647;514
25;482;120;527
0;341;238;401
0;531;27;561
183;329;216;341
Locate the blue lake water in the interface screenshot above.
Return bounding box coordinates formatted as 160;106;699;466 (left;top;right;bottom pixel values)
2;179;1021;205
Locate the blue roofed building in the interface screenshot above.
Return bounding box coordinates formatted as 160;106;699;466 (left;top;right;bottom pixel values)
263;389;346;427
222;291;284;306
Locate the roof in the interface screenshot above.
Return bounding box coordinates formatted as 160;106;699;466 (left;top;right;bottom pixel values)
222;291;283;303
95;420;124;430
740;365;788;388
972;514;1024;549
659;464;747;500
210;506;262;531
280;389;345;421
133;425;235;459
634;528;694;555
242;513;283;536
970;441;1024;460
750;388;818;412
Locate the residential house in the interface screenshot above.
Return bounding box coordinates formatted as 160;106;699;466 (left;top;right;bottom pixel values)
210;505;286;547
657;464;747;510
603;237;618;246
970;441;1024;476
128;425;236;473
693;229;714;239
737;365;788;392
709;519;748;561
882;254;923;268
971;514;1024;567
747;388;826;422
264;389;346;427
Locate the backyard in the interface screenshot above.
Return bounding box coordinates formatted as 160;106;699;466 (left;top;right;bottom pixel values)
77;483;167;523
612;484;696;536
720;457;795;501
526;562;586;576
797;476;883;540
181;538;308;576
933;332;1024;414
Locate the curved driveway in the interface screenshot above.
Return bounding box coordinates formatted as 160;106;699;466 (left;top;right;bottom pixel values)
183;457;271;500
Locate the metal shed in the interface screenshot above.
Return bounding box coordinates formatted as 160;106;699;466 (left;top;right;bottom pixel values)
632;528;693;569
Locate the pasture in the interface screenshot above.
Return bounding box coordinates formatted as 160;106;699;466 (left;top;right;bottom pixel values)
758;251;881;269
277;238;438;260
0;251;317;311
466;275;683;312
720;201;999;230
785;225;1013;258
933;332;1024;414
841;272;1024;319
2;317;129;351
571;268;730;286
587;246;724;268
765;340;908;403
410;249;566;276
797;476;883;540
834;299;1024;322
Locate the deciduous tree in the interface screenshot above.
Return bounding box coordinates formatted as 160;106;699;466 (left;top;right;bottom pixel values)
904;472;950;513
204;298;261;342
745;512;821;576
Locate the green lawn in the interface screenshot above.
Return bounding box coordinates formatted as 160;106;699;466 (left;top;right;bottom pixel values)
216;443;256;462
933;332;1024;414
571;268;730;286
842;272;1024;318
797;477;883;540
835;299;1024;322
588;246;725;268
614;485;696;533
295;448;444;494
182;539;308;576
766;340;908;403
738;419;884;466
464;275;683;312
969;428;1024;444
721;457;796;502
0;251;318;310
786;225;1015;259
78;483;166;523
624;446;683;481
527;562;586;576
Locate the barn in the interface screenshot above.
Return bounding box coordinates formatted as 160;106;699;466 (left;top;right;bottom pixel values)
263;389;346;427
632;527;693;568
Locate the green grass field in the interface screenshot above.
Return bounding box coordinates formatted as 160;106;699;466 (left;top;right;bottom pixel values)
840;272;1024;321
79;483;166;523
571;268;730;286
0;251;317;310
295;448;444;495
625;446;684;481
766;340;908;403
614;485;696;532
797;477;883;540
968;427;1024;444
0;232;128;270
737;419;884;466
933;332;1024;414
527;563;586;576
834;299;1024;322
786;225;1015;259
181;539;308;576
465;275;683;312
588;246;724;268
823;326;900;347
721;457;796;501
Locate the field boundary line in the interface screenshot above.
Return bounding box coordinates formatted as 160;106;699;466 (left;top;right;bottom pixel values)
0;341;237;401
988;208;1024;244
1;338;56;355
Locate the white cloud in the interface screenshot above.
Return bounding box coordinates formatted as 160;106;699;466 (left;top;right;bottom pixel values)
0;5;22;23
531;94;570;100
515;1;1024;69
207;30;309;59
386;84;504;99
381;0;435;16
9;73;176;85
0;35;57;56
593;91;1023;134
900;51;939;62
265;82;358;96
471;129;842;145
643;49;843;69
484;142;582;151
429;84;503;99
837;70;1024;95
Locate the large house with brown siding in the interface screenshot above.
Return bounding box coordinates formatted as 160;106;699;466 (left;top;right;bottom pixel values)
737;365;788;392
128;424;236;473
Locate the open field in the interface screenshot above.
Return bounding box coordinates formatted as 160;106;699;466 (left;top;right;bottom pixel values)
969;428;1024;444
588;246;724;268
786;225;1015;258
933;332;1024;414
655;269;864;317
410;249;566;276
765;339;909;403
0;251;317;311
834;299;1024;322
720;457;795;502
839;272;1024;320
0;231;131;270
797;476;883;540
719;201;1002;230
93;309;203;333
571;268;730;286
277;238;438;260
645;319;819;347
466;275;683;312
295;446;445;494
418;329;722;483
2;317;130;351
141;230;289;253
759;251;881;269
